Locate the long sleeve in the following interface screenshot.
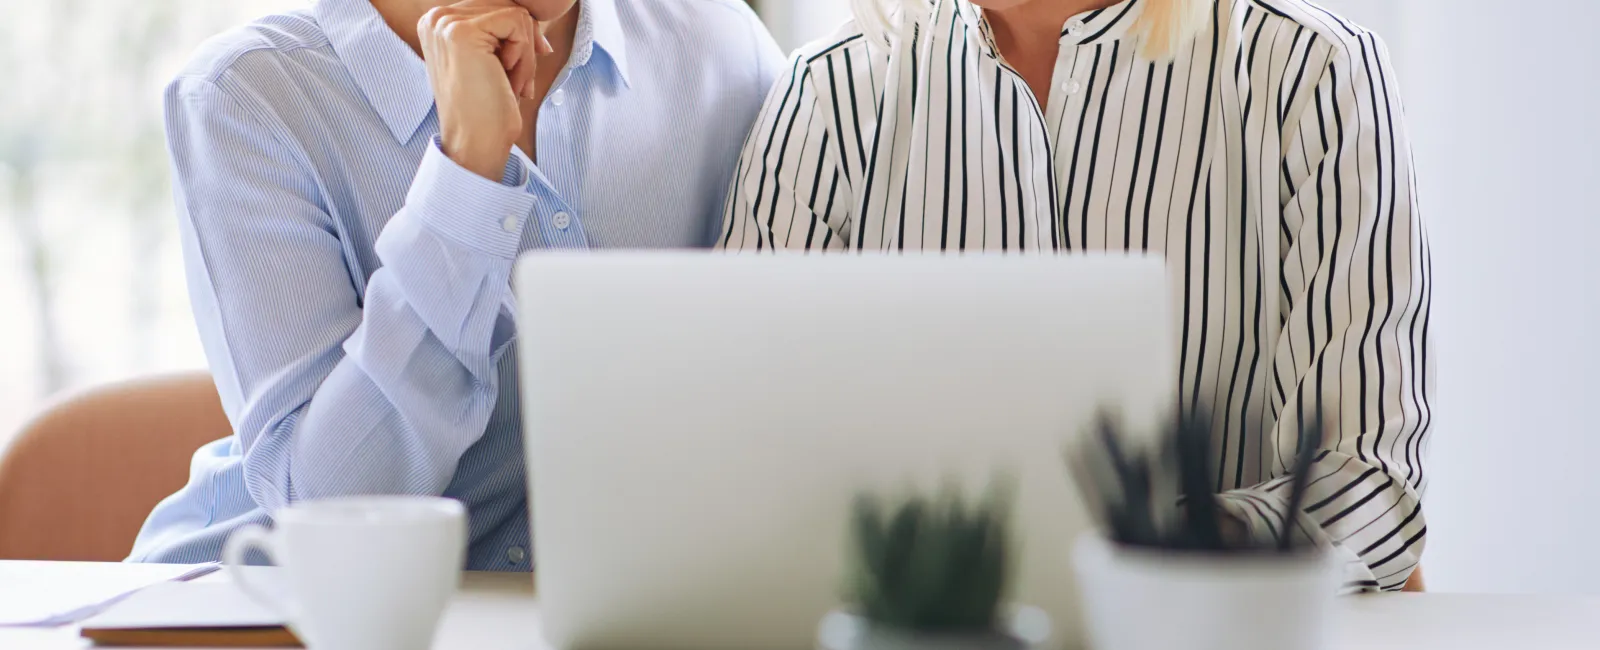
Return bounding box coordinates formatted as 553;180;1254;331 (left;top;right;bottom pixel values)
167;76;534;511
1216;32;1433;592
720;55;852;252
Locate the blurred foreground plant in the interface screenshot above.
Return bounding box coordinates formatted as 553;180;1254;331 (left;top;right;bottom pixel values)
845;481;1014;632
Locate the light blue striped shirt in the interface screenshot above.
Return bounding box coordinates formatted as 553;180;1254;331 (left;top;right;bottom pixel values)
131;0;781;570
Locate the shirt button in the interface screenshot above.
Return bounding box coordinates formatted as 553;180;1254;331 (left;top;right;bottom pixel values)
550;89;566;107
506;546;526;564
552;211;571;230
1066;20;1086;36
501;215;519;233
1064;80;1083;95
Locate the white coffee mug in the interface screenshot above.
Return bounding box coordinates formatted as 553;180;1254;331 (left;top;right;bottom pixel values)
222;496;468;650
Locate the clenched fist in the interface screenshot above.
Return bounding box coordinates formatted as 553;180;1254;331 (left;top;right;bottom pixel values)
418;0;556;181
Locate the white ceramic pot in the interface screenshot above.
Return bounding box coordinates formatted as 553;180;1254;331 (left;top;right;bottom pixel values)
1071;535;1340;650
817;607;1051;650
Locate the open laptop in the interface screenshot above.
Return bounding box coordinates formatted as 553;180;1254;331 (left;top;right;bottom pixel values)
515;253;1175;650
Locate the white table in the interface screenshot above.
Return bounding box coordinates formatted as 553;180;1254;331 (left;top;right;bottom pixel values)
2;561;1596;649
2;564;540;650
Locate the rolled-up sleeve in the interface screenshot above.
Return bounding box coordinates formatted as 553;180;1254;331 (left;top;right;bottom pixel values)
1216;32;1433;592
168;75;533;510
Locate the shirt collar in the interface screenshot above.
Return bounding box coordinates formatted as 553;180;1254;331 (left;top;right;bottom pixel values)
314;0;434;144
575;0;632;88
956;0;1145;55
1063;0;1144;46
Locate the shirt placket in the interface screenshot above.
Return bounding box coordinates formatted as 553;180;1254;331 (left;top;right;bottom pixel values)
525;68;590;251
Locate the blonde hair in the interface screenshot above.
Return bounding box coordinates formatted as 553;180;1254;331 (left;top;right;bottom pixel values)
850;0;1211;59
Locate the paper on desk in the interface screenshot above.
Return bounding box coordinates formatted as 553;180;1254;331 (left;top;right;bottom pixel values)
0;562;217;627
80;569;287;630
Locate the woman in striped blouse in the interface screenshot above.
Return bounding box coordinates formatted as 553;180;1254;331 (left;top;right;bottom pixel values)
721;0;1431;592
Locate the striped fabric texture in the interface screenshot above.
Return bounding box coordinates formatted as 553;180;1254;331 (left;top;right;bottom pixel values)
132;0;781;570
722;0;1431;591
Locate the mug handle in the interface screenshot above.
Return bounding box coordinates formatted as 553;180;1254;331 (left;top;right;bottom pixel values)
221;524;295;620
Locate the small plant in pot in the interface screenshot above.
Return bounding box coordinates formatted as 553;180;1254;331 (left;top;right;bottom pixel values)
817;482;1051;650
1066;411;1343;650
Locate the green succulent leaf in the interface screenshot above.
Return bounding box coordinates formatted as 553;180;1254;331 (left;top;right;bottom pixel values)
844;478;1015;633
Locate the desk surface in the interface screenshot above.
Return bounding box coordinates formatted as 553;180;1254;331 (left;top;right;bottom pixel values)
2;562;1597;649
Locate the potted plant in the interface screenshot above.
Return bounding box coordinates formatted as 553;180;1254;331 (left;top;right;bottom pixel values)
817;483;1051;650
1067;412;1342;650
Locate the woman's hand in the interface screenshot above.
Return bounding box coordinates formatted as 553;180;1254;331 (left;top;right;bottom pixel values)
418;0;555;181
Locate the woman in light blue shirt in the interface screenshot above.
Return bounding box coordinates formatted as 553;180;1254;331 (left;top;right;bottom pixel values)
133;0;782;570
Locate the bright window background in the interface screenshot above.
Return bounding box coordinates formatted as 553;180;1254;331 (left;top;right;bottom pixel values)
0;0;309;440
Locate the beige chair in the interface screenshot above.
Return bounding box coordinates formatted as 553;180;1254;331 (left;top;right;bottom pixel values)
0;372;231;561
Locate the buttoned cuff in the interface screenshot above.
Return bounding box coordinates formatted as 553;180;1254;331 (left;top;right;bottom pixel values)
403;138;536;260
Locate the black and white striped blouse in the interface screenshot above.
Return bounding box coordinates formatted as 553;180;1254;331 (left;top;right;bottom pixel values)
721;0;1431;591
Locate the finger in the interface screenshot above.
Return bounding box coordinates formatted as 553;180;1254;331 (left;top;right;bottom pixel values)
425;5;533;51
507;57;533;100
448;7;530;94
445;0;525;9
534;17;554;55
508;11;539;98
491;9;534;98
434;12;488;54
417;6;459;56
462;7;534;45
499;30;522;72
451;0;564;22
424;5;536;97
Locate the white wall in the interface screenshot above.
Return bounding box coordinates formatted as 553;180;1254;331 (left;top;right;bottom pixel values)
758;0;852;52
1390;0;1600;595
1318;0;1397;46
757;0;1600;594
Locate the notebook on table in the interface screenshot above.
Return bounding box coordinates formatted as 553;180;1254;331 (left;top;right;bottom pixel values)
78;572;300;647
0;562;217;628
